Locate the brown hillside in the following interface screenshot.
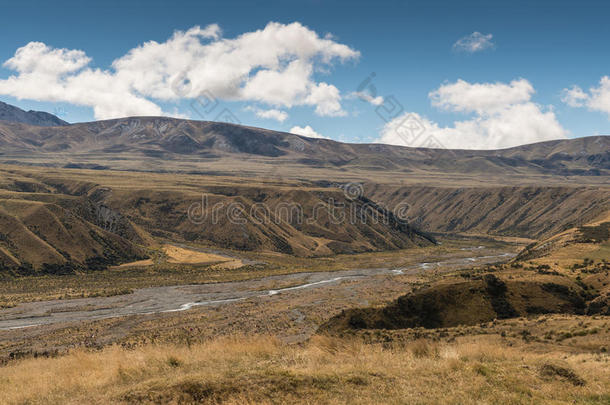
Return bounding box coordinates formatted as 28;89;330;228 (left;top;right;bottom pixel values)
0;165;435;269
367;185;610;239
0;198;146;274
0;118;607;180
320;274;592;333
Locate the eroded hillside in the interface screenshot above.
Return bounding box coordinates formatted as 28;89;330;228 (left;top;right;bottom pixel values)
0;165;436;272
367;184;610;239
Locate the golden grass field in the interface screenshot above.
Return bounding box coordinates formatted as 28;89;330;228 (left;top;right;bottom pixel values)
0;325;608;405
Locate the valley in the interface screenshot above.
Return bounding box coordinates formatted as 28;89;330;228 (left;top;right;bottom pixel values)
2;2;610;402
0;245;515;331
0;116;607;404
0;0;610;405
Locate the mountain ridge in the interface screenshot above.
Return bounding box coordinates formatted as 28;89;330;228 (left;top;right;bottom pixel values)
0;114;607;178
0;101;69;127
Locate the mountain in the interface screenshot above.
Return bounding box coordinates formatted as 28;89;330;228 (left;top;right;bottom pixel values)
0;115;607;179
0;101;68;127
366;184;610;239
0;107;607;271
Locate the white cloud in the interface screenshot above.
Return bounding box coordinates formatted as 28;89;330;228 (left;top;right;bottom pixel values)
349;91;384;106
453;32;494;53
290;125;326;139
0;22;359;120
305;82;346;116
246;106;288;122
561;86;588;107
562;77;610;117
430;79;533;114
589;77;610;116
379;79;567;150
4;41;91;75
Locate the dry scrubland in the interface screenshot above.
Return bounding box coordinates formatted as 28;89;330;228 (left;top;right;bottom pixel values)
0;331;608;404
0;132;607;404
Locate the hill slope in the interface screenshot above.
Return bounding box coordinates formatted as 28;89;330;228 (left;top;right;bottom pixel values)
0;197;146;274
0;115;607;178
320;273;599;333
0;165;436;271
367;185;610;239
0;101;68;127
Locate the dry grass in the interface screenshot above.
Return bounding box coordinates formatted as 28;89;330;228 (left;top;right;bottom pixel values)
162;245;231;265
116;259;155;268
0;334;608;404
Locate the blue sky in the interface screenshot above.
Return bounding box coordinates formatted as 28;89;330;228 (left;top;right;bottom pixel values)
0;0;609;149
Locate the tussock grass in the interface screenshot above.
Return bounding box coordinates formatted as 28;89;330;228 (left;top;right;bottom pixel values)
0;334;608;404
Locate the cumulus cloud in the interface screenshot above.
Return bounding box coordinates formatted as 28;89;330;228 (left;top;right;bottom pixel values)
349;91;384;106
305;82;346;116
561;77;610;117
561;86;588;107
246;106;288;122
0;22;359;120
4;41;91;75
430;79;533;114
290;125;326;139
453;32;494;53
379;79;567;150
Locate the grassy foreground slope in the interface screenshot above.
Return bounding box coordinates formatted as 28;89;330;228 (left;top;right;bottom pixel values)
0;329;608;405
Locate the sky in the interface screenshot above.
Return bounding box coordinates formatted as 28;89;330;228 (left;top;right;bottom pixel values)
0;0;609;149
